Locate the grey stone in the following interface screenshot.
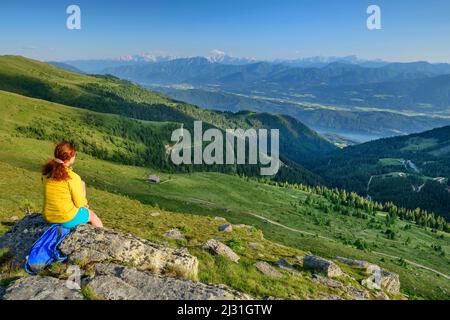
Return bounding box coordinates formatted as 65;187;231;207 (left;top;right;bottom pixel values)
362;275;381;290
335;256;380;274
334;257;399;293
374;291;390;300
3;276;83;300
60;225;198;279
312;274;343;288
303;255;343;278
0;214;50;266
346;286;370;300
274;259;297;272
150;212;160;217
218;224;233;233
381;271;400;293
255;261;282;278
202;239;240;263
84;264;251;300
163;228;186;240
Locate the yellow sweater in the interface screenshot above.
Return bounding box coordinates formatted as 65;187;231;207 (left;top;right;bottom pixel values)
43;167;88;223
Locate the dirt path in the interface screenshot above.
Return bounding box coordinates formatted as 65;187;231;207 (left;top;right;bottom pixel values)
173;194;450;280
371;251;450;280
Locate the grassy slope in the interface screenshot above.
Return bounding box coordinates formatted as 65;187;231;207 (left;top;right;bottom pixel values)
0;92;448;299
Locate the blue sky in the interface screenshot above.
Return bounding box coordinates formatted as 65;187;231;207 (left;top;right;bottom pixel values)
1;0;450;62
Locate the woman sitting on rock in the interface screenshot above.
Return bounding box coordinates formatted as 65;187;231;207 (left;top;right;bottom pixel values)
41;141;103;229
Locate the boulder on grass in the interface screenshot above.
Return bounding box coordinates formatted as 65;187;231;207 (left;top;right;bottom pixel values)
202;239;240;263
163;229;186;240
218;224;233;233
303;255;343;278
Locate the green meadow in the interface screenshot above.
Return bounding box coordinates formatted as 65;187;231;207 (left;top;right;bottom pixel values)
0;90;448;299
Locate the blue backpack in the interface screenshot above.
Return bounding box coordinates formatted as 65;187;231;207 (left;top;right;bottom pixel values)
24;224;71;275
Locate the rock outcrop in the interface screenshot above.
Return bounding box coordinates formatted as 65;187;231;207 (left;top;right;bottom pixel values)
82;264;251;300
3;276;83;300
0;214;198;279
334;257;400;293
303;255;343;278
380;271;401;293
0;215;403;300
312;274;343;289
0;214;251;300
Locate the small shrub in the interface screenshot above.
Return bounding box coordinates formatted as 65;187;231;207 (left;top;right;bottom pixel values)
226;237;243;251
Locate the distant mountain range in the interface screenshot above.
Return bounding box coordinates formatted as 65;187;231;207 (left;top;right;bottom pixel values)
57;54;450;140
57;51;259;74
94;57;450;113
273;55;390;68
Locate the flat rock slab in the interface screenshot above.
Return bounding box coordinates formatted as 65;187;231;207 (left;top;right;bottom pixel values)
3;276;83;300
335;257;380;274
255;261;282;278
60;225;198;279
202;239;240;263
84;264;252;300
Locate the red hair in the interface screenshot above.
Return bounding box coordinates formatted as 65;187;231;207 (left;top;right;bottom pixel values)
42;141;76;181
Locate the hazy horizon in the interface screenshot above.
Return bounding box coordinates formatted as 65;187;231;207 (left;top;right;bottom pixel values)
1;0;450;63
4;52;450;66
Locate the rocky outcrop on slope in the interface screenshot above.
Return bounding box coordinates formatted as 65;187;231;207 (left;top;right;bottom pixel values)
0;214;197;279
0;214;250;300
334;257;400;293
303;255;343;278
2;276;84;300
82;264;251;300
0;214;403;300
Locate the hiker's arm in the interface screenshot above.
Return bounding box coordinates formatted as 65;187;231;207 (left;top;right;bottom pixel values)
69;176;88;208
